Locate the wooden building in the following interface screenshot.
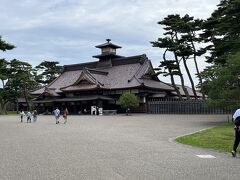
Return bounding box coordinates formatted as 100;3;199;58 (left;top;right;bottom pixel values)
31;39;176;114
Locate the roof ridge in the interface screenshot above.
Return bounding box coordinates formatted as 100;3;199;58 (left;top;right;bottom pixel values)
64;61;98;67
85;68;108;75
113;54;146;61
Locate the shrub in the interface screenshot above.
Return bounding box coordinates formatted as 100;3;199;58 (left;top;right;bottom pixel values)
116;92;139;115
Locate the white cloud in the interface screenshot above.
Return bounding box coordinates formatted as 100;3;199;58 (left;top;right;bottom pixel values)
0;0;220;86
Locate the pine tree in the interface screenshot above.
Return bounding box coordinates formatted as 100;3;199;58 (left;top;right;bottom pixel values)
152;14;206;99
35;60;63;85
201;0;240;104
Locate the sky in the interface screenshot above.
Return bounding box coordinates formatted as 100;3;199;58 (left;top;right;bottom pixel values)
0;0;220;86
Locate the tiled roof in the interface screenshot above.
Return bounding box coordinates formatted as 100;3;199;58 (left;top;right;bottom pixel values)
31;54;174;94
171;84;203;97
33;95;114;103
142;79;174;90
49;70;83;92
61;84;98;91
31;88;45;95
95;41;121;49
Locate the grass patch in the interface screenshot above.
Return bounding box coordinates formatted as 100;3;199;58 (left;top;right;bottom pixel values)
0;111;18;115
176;123;234;152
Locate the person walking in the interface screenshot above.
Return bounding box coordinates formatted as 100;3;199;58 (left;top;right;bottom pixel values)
63;106;69;124
32;110;37;122
53;107;60;124
20;110;25;123
27;111;32;123
231;108;240;157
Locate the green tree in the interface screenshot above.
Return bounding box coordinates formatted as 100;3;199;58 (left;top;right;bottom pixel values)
0;82;18;114
35;60;62;85
203;52;240;105
7;59;37;110
0;36;15;113
0;36;15;51
153;14;207;99
201;0;240;65
0;59;9;88
0;37;15;87
155;48;183;99
152;15;191;99
116;92;140;115
200;0;240;104
0;59;10;113
177;15;206;99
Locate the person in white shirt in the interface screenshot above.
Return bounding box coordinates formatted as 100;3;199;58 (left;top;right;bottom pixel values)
27;111;32;123
231;108;240;157
20;111;25;123
53;107;60;124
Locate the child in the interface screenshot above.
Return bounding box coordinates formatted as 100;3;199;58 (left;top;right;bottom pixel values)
27;111;32;123
20;111;25;123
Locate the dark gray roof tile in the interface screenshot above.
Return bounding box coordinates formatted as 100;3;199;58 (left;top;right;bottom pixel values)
31;55;174;94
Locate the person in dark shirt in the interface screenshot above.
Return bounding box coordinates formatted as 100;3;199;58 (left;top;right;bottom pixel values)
231;108;240;157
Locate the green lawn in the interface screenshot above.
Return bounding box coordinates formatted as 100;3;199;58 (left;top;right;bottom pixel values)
0;111;18;115
176;123;235;152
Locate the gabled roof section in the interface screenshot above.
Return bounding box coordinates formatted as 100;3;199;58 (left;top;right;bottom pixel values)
135;59;151;79
72;68;104;87
32;70;83;94
60;68;106;92
141;61;159;80
36;87;60;99
127;55;156;82
45;87;60;96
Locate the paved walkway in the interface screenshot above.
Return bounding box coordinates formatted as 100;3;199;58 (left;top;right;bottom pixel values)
0;114;238;180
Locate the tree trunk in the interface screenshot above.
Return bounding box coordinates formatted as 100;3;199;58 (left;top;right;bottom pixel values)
1;79;5;88
190;40;206;100
0;102;2;114
3;102;7;114
163;49;182;100
23;86;30;111
16;100;19;114
173;52;190;100
182;57;198;99
170;74;182;99
0;101;7;114
172;32;191;100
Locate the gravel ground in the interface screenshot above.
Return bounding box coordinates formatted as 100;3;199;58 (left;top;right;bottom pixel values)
0;114;239;180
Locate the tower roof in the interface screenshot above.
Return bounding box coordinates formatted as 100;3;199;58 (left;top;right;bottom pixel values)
95;39;121;49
